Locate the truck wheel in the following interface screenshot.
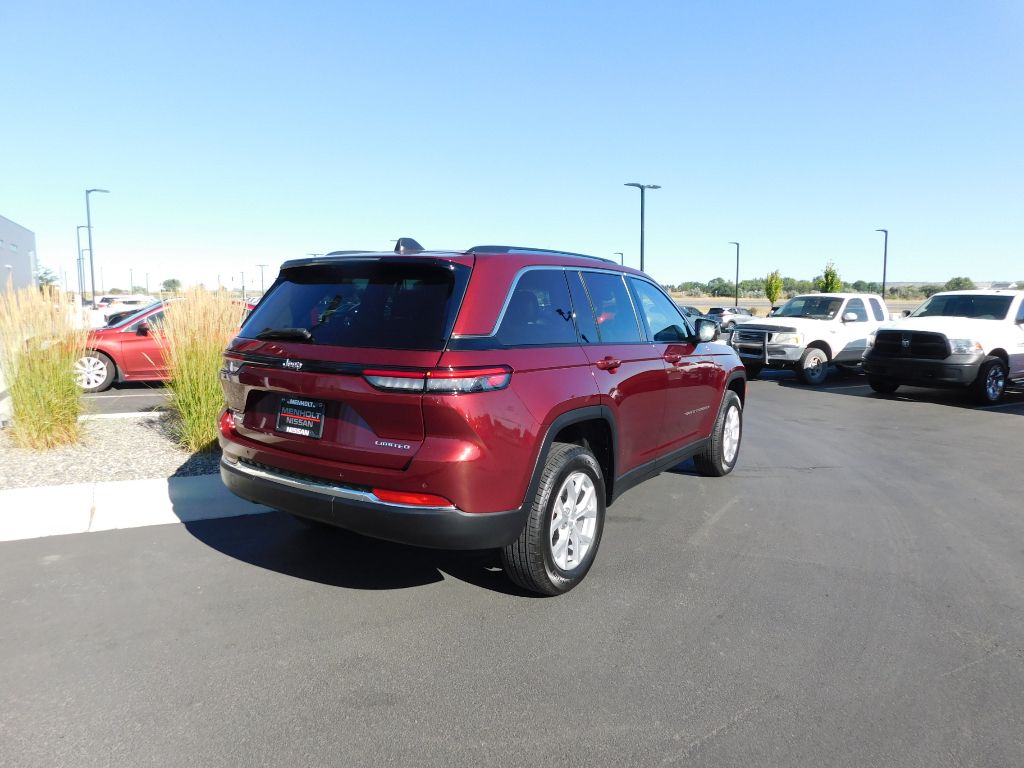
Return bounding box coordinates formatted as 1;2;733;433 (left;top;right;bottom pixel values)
501;442;606;596
694;390;742;477
743;362;763;379
869;378;899;394
971;357;1007;404
73;351;116;392
797;347;829;385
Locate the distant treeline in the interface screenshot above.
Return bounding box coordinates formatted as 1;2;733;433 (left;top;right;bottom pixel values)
667;276;989;300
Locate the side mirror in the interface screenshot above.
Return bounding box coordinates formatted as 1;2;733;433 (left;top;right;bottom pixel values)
136;322;150;336
842;312;858;322
901;310;912;318
694;318;718;343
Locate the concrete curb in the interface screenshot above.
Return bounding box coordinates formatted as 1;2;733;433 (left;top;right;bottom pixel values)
0;474;271;543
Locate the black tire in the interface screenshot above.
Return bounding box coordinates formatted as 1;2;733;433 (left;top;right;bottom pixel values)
501;442;606;596
73;351;116;392
694;390;743;477
868;378;899;394
971;357;1007;404
797;347;829;385
743;362;763;379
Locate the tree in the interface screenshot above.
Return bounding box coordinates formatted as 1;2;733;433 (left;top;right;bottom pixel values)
816;262;842;293
765;270;783;304
36;266;59;288
706;277;735;298
944;276;975;291
921;285;944;297
162;278;182;293
131;285;148;294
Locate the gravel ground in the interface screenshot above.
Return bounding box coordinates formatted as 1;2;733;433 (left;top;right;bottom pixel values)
0;414;220;489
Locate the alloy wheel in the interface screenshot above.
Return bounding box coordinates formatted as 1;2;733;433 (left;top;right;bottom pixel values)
549;471;598;571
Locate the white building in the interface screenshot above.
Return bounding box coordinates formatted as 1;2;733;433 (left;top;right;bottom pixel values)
0;215;38;291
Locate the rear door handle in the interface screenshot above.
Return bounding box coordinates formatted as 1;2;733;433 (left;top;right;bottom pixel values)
595;356;622;371
663;353;683;364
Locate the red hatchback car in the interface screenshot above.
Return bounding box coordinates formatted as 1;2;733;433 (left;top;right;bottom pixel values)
218;242;746;594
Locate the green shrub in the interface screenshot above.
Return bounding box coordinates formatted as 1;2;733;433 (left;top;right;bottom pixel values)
0;284;88;448
161;289;245;452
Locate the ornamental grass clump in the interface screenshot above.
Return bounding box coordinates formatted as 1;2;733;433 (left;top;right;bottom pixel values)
0;283;88;448
161;289;245;453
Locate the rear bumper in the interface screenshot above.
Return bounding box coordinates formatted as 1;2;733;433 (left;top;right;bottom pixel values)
220;457;527;550
862;353;983;387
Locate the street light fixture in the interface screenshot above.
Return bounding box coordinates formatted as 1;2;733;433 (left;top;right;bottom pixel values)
623;183;661;272
613;252;624;265
875;229;889;299
85;188;110;309
728;242;740;307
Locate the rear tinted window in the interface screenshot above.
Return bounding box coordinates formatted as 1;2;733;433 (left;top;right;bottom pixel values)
240;261;468;350
495;270;577;346
909;294;1013;320
581;272;642;343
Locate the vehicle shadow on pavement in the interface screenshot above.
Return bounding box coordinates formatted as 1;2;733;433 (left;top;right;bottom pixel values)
182;511;539;597
752;368;1024;415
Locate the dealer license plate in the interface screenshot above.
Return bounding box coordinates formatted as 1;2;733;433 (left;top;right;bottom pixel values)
276;397;326;439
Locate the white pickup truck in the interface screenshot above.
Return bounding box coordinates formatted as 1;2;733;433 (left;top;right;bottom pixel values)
729;293;890;384
863;289;1024;404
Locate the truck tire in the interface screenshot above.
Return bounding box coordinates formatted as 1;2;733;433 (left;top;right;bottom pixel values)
971;357;1007;404
694;390;743;477
797;347;829;385
501;442;606;596
868;378;899;394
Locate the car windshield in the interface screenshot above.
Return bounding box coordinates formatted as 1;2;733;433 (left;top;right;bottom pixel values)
107;301;163;327
909;294;1013;320
240;260;470;350
774;296;844;320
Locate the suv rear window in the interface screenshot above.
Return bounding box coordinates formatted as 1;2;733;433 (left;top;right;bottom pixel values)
909;294;1013;320
240;260;469;350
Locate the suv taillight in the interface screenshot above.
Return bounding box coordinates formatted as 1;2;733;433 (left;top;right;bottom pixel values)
363;366;512;394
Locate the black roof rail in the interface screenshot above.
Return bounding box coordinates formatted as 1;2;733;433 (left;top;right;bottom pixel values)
468;245;616;264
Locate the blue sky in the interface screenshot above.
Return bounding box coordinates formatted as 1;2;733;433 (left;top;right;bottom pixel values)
3;0;1022;294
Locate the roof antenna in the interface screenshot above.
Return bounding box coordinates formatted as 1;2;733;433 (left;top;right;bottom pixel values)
393;237;424;254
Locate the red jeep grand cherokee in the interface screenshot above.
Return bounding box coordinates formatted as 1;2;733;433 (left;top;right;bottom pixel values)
219;241;746;594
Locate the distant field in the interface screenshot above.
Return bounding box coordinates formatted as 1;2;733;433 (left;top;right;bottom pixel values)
672;294;922;316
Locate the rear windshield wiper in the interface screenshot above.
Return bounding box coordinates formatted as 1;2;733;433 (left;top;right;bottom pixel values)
254;327;312;341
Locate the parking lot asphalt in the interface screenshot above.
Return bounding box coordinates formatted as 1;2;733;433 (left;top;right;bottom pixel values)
2;374;1022;767
81;382;170;415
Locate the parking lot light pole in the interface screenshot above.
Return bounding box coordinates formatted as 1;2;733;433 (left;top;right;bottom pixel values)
729;242;740;306
85;188;110;309
75;225;89;297
256;264;268;295
624;183;660;272
875;229;888;299
613;252;624;265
